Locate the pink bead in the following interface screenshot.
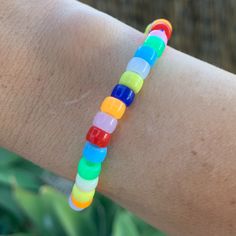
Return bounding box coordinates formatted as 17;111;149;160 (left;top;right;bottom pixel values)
93;112;118;134
148;30;168;45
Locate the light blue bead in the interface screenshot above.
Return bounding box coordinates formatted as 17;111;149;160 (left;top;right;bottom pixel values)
134;45;158;67
83;141;107;163
126;57;151;79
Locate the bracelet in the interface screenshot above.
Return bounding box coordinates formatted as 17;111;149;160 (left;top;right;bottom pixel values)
69;19;173;211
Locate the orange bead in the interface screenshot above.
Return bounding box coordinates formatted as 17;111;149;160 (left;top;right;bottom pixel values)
100;96;126;119
153;19;172;31
71;194;92;209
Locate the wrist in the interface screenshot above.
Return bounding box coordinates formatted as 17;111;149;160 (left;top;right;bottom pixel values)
0;0;145;173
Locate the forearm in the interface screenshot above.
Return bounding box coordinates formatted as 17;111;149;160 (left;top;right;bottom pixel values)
1;1;236;236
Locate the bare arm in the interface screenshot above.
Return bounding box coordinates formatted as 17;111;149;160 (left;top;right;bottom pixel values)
1;1;236;235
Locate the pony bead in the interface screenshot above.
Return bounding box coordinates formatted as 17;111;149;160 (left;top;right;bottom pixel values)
69;19;172;211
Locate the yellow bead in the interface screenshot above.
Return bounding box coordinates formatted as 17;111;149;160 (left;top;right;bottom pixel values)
72;184;95;203
119;71;144;94
100;96;126;119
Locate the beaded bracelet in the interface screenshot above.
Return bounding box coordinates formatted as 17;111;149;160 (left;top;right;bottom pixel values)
69;19;173;211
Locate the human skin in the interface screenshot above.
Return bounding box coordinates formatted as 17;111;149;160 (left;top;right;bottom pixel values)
1;0;236;235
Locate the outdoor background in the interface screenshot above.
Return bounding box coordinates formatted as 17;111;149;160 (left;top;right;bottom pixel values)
1;0;236;235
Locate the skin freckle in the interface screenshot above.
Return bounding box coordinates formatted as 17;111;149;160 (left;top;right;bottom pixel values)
191;150;197;156
230;200;236;205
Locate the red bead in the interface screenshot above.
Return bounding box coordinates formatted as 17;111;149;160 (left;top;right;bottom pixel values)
150;20;172;39
86;126;111;148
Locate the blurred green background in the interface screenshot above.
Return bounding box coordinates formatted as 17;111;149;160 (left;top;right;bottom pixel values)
0;148;165;236
1;0;236;235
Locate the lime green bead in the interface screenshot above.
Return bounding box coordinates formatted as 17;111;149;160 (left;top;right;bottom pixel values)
72;184;95;203
144;23;152;34
119;71;143;94
77;157;101;180
143;36;165;57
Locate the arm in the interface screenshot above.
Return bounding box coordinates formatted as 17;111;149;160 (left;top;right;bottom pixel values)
1;1;236;235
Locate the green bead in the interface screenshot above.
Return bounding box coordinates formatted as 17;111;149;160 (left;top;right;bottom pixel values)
143;36;165;57
77;157;102;180
119;71;143;94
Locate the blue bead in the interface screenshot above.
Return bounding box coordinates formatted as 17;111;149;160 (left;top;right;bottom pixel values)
83;141;107;163
134;45;158;67
111;84;135;107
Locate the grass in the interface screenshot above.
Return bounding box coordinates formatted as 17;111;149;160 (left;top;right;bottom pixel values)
0;147;165;236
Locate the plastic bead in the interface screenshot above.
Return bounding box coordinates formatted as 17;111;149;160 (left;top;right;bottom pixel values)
119;71;143;94
72;184;95;203
86;126;110;147
149;30;168;45
83;141;107;163
93;112;118;134
126;57;151;79
151;19;172;29
100;96;126;119
68;196;84;211
134;45;158;67
111;84;135;107
144;36;165;57
144;23;152;34
69;19;172;211
76;174;99;192
71;194;92;209
77;157;101;180
150;19;172;39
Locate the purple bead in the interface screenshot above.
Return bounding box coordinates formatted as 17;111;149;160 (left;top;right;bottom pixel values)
93;112;118;134
148;30;168;45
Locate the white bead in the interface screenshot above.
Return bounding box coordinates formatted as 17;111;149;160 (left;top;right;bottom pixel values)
126;57;151;79
76;174;99;192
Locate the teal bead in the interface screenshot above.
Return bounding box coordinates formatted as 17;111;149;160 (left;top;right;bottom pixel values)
77;157;102;180
143;36;166;57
